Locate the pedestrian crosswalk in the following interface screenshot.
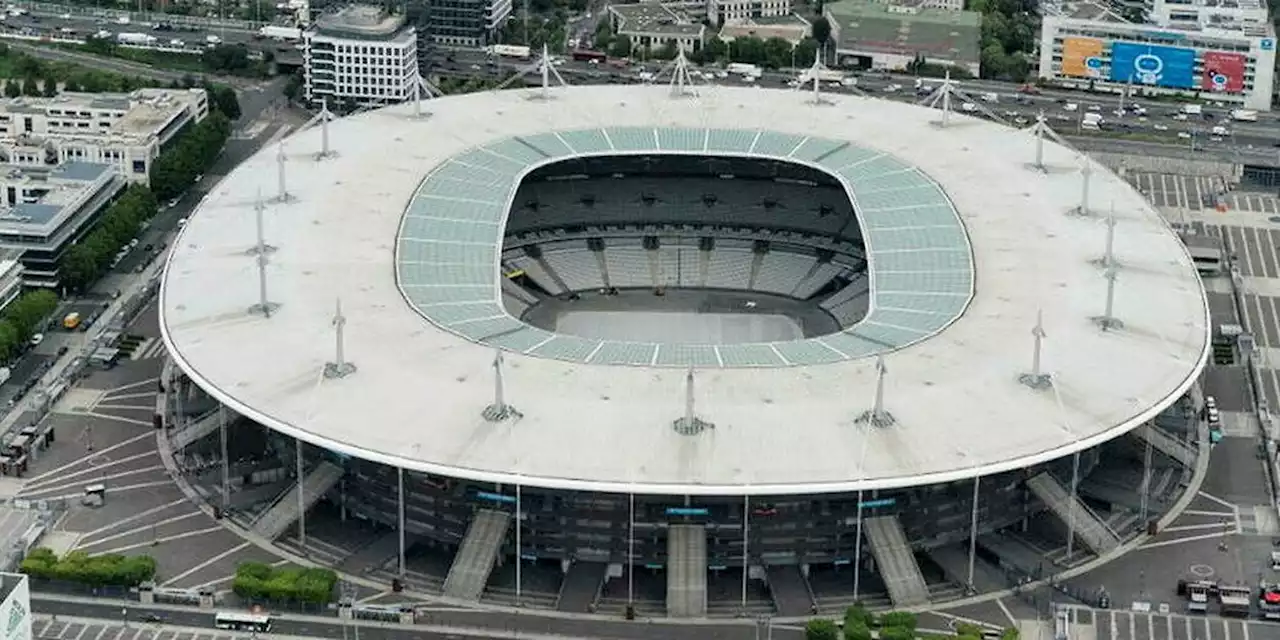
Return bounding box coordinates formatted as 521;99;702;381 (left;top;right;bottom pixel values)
1062;604;1269;640
130;338;166;361
1238;505;1280;536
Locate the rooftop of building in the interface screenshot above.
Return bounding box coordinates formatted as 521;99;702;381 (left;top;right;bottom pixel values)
720;14;812;40
313;4;411;39
610;3;706;36
0;88;205;141
0;162;114;230
824;0;982;64
160;84;1209;496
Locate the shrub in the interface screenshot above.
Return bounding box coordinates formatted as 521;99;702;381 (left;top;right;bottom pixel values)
880;611;919;631
19;548;155;587
880;627;917;640
805;618;840;640
956;623;985;637
844;604;874;630
232;562;338;604
844;622;873;640
1001;628;1020;640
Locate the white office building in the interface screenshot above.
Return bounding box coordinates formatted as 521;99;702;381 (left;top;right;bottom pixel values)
0;162;125;288
0;89;208;184
1038;10;1276;110
0;250;24;312
304;5;420;107
0;573;31;640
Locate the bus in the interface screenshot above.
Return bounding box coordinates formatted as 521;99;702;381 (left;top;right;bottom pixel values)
214;612;272;632
571;49;607;63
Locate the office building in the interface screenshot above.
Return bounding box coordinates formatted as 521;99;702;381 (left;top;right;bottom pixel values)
424;0;510;47
609;4;707;54
1037;15;1277;110
0;573;30;640
0;162;125;288
823;0;982;75
0;89;208;184
706;0;794;26
304;5;420;107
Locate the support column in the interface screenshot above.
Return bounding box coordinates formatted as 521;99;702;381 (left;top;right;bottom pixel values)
853;490;864;599
1065;451;1080;560
296;438;306;552
741;494;750;611
1140;434;1154;522
515;482;523;607
218;405;229;512
397;468;406;577
627;492;636;608
967;476;980;592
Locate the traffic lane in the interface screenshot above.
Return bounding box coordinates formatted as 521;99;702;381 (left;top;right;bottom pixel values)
31;598;800;640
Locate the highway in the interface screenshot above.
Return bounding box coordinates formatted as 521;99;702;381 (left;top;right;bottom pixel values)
2;2;1279;152
30;595;802;640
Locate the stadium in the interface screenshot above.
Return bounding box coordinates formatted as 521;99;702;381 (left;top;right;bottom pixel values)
157;82;1211;618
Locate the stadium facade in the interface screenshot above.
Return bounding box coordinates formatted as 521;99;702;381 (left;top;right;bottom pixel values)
157;84;1210;616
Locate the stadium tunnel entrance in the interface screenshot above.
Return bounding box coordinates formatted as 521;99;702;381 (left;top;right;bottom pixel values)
498;154;871;345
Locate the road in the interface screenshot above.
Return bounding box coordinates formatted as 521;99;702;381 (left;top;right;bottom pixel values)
30;595;802;640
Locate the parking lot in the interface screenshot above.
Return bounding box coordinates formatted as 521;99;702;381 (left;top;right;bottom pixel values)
33;617;252;640
1063;605;1279;640
1127;172;1225;211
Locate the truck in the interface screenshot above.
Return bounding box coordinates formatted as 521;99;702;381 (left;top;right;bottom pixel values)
727;62;762;77
116;32;157;46
800;68;845;83
205;34;222;45
1230;109;1258;122
1182;104;1203;116
489;44;531;59
1219;585;1252;617
1081;112;1104;130
62;312;80;330
257;25;302;41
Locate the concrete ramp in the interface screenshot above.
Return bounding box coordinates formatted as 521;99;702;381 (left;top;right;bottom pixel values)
556;561;608;612
764;565;815;616
666;524;707;618
1027;473;1120;555
1132;424;1195;468
170;410;227;451
443;509;511;601
863;515;930;607
250;461;344;541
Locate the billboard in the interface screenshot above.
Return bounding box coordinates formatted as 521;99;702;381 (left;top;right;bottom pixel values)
1110;42;1196;89
0;574;30;640
1061;37;1105;78
1202;51;1246;92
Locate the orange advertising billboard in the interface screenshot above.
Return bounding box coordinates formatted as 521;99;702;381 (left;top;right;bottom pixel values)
1062;37;1105;78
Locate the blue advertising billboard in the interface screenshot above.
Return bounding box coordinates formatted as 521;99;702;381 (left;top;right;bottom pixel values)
1109;42;1196;89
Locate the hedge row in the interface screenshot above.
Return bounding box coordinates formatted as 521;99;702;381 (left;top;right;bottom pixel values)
20;548;155;587
231;562;338;604
804;606;1020;640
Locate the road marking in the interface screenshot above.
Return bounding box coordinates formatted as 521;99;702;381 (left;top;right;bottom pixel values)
101;391;158;402
81;412;153;426
161;541;249;587
1141;530;1235;550
1197;490;1237;510
22;432;155;484
39;479;178;503
77;511;205;550
73;623;88;640
1162;522;1235;533
21;450;158;492
995;599;1016;626
103;377;160;395
77;498;190;539
1182;509;1236;517
93;625;107;640
91;525;224;555
23;465;167;498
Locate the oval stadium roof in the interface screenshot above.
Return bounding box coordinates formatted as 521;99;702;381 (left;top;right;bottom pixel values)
159;85;1210;496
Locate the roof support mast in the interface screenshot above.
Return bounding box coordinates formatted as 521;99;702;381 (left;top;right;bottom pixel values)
273;143;292;203
246;191;276;256
248;188;280;318
804;51;831;106
673;367;714;435
668;48;697;97
495;45;568;99
1073;157;1094;216
324;298;356;379
856;356;895;427
1018;310;1051;389
483;350;521;421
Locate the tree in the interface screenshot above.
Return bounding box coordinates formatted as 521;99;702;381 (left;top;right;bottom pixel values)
608;37;632;59
811;16;832;55
3;81;19;98
202;82;242;120
843;623;873;640
805;619;840;640
40;75;57;97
